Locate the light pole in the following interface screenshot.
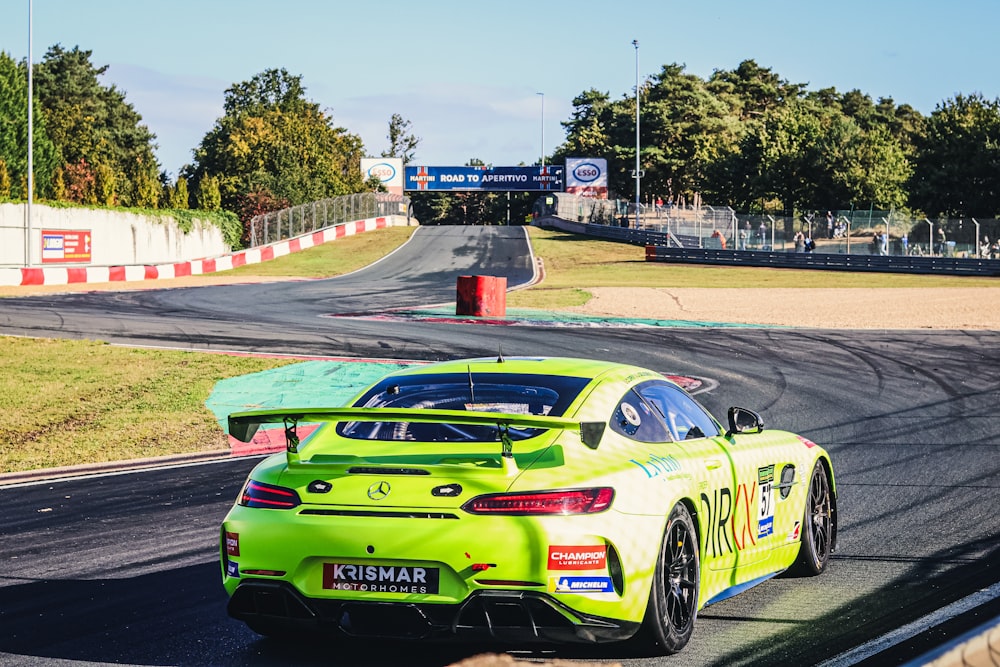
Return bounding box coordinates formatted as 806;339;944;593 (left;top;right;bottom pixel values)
536;92;545;167
632;39;641;230
26;0;33;267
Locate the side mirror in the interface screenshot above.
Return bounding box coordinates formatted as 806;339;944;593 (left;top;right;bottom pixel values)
726;406;764;437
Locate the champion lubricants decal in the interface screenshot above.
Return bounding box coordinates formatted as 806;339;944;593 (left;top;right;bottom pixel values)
548;546;607;570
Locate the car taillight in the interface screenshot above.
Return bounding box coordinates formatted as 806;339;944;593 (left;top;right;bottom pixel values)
238;480;301;509
462;488;614;515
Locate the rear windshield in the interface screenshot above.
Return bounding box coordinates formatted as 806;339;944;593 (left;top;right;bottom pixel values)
337;372;590;442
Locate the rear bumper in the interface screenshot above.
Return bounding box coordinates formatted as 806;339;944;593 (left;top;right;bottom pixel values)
228;579;639;644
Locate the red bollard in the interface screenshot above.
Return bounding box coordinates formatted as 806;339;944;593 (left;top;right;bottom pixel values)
456;275;507;317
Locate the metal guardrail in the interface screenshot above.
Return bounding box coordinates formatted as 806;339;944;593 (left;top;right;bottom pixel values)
538;217;674;246
247;193;410;248
644;246;1000;276
538;216;1000;276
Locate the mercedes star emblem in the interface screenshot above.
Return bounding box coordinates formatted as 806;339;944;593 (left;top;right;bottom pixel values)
367;480;391;501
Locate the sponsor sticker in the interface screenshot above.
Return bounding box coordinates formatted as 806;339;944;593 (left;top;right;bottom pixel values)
787;521;802;542
226;560;240;578
621;402;641;426
549;576;614;594
322;563;440;594
758;465;775;539
548;545;607;570
226;531;240;557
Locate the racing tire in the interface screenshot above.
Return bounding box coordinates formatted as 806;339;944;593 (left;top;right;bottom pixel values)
635;502;700;655
790;461;834;576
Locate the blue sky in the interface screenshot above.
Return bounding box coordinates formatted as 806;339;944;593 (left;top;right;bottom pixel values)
2;0;998;178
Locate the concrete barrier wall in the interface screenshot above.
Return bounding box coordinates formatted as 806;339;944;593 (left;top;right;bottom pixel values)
0;203;229;266
0;214;413;287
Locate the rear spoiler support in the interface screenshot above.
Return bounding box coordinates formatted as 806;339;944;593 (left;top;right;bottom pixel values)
227;407;607;465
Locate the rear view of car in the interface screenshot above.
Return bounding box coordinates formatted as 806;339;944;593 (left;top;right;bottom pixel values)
220;356;836;654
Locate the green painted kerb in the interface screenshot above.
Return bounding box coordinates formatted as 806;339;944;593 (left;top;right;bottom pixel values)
206;360;420;427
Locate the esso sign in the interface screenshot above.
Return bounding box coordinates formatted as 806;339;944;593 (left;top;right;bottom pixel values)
572;163;601;183
367;162;397;182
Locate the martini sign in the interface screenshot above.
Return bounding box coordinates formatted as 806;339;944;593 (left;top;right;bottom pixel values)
405;165;563;192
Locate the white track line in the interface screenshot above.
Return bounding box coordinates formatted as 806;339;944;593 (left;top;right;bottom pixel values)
816;581;1000;666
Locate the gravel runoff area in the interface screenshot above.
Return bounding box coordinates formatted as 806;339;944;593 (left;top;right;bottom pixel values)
4;277;999;329
567;286;1000;329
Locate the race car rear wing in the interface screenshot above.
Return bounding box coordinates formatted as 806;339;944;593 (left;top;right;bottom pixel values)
228;407;607;470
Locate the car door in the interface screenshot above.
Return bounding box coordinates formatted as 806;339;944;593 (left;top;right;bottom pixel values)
634;381;776;571
613;381;732;574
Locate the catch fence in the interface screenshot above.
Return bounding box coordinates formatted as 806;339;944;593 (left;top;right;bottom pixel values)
535;193;1000;259
247;193;410;247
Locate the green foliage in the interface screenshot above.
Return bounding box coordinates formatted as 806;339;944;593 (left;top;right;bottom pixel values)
33;45;161;207
910;93;1000;217
197;173;222;211
159;207;242;248
95;161;116;205
0;158;10;199
188;68;367;216
381;113;420;164
557;58;920;215
168;176;190;209
0;51;58;199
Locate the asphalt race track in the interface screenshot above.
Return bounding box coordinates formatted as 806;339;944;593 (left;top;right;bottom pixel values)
1;225;998;666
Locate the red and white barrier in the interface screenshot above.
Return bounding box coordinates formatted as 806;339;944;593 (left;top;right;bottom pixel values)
0;215;407;287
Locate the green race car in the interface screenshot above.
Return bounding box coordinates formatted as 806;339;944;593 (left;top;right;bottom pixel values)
221;356;836;654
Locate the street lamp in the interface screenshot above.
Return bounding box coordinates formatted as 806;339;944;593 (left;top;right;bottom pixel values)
632;39;641;230
26;0;33;267
536;92;545;167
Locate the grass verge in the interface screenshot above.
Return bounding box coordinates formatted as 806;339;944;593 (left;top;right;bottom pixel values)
206;226;417;278
0;337;297;473
507;227;1000;310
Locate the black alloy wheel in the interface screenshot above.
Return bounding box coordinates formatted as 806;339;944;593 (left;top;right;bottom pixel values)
637;502;700;654
792;460;834;575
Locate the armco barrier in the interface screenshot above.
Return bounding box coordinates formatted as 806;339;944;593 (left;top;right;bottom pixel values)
537;216;1000;277
0;215;411;287
644;245;1000;276
538;217;673;246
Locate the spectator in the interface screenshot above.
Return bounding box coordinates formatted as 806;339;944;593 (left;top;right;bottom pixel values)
794;230;805;253
739;222;751;250
826;211;834;238
901;233;909;255
804;234;816;253
758;221;767;247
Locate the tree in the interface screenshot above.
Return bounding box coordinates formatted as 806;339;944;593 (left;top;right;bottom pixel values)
708;60;805;121
382;113;420;164
33;45;160;207
0;51;57;199
0;158;10;199
197;174;222;211
637;64;737;203
167;176;189;209
189;68;366;219
555;89;615;160
909;93;1000;217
